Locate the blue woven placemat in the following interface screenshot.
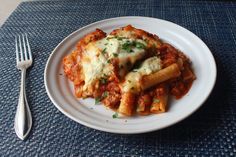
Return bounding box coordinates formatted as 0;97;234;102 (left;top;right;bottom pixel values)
0;0;235;156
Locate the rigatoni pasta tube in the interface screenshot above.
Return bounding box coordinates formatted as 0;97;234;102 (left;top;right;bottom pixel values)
118;92;135;116
150;94;168;113
136;94;152;115
141;63;180;90
150;84;169;113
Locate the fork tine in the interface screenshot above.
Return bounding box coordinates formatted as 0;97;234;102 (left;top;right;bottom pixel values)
25;34;32;61
22;34;28;60
15;36;19;62
18;35;24;61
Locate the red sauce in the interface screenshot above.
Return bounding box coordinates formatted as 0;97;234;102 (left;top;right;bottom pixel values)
170;79;194;99
159;43;196;99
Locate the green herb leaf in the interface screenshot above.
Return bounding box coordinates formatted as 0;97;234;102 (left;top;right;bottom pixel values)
144;38;149;42
122;41;133;52
135;42;146;49
102;48;107;54
122;41;146;53
95;98;100;104
96;91;109;104
102;91;109;98
106;37;115;40
100;78;107;84
113;53;118;57
112;112;119;118
104;43;108;45
117;37;125;40
107;59;111;63
103;73;108;78
153;98;160;103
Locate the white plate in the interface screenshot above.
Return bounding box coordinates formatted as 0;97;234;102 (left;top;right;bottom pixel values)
44;16;216;134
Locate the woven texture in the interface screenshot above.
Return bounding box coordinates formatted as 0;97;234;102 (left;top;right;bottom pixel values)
0;0;236;156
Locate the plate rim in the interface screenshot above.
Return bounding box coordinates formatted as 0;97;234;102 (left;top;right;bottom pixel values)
44;16;217;134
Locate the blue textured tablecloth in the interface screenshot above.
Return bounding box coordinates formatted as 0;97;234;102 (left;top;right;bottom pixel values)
0;0;235;156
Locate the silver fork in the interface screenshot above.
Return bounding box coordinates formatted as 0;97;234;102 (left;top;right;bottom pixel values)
14;34;33;140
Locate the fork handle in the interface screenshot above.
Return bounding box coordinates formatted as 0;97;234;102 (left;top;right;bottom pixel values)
14;68;32;140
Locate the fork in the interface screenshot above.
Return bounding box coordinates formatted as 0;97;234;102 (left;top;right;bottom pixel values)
14;34;33;140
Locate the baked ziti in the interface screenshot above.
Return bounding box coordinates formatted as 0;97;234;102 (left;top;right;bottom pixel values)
63;25;196;116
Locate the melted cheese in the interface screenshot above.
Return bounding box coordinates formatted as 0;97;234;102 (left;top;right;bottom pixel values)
81;43;113;90
81;35;147;91
96;36;147;76
121;57;162;93
135;56;162;75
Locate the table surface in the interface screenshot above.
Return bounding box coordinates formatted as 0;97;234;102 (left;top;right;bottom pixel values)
0;0;235;156
0;0;24;27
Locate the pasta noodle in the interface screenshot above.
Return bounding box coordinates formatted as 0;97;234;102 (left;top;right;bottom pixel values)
118;92;135;116
150;84;169;113
141;63;181;90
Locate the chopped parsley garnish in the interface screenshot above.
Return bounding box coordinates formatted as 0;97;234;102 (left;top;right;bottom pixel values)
144;38;149;42
129;49;134;53
106;37;114;40
104;43;108;45
95;91;109;105
95;98;100;104
135;42;146;49
103;73;108;77
122;41;146;52
122;41;133;52
100;78;107;84
107;59;111;63
102;48;107;54
112;112;119;118
113;53;118;57
102;91;109;98
107;36;125;41
153;98;160;103
117;37;125;40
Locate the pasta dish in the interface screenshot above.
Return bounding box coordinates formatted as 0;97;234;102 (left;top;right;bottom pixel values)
63;25;196;116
